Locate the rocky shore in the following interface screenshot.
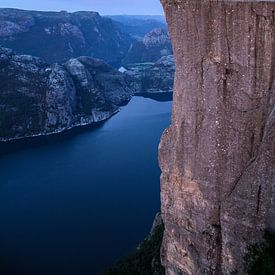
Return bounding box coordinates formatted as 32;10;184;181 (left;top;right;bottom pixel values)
0;45;174;142
0;47;131;141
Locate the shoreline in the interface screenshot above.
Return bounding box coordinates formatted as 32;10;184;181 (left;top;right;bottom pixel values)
0;110;120;144
0;93;172;146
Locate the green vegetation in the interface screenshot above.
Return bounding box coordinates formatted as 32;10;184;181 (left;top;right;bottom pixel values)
245;231;275;275
104;224;165;275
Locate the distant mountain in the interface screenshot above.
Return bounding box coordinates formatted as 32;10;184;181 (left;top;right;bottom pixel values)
0;8;133;66
107;15;167;39
123;28;173;65
124;55;175;94
0;47;132;141
108;15;166;23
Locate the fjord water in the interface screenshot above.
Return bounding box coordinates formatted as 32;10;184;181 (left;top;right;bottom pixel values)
0;96;172;275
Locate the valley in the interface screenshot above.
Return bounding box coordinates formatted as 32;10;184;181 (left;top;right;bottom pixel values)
0;96;172;275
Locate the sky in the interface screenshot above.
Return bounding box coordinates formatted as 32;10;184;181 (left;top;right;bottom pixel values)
0;0;164;15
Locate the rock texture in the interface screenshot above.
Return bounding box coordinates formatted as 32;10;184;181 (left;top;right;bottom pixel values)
0;47;131;141
159;0;275;274
0;8;132;66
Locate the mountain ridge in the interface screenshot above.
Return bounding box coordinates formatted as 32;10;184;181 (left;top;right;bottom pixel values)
0;46;131;141
0;8;133;66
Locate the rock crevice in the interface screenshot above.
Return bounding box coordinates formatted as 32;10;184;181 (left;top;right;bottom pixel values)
159;0;275;274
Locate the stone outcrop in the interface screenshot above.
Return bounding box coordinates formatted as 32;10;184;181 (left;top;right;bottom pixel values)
0;47;131;141
159;0;275;274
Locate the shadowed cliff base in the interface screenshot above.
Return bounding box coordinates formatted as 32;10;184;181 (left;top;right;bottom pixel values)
245;231;275;275
104;214;165;275
159;0;275;274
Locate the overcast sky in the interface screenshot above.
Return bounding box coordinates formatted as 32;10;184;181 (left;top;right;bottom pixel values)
0;0;164;15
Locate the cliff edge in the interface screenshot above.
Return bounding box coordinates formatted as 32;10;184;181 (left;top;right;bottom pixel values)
159;0;275;274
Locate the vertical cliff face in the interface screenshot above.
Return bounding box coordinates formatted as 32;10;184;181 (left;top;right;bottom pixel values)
159;1;275;274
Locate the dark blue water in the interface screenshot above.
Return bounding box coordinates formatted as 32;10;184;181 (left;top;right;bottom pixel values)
0;96;172;275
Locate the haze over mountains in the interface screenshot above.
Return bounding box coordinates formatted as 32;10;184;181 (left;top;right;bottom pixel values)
0;9;131;65
0;8;174;141
0;9;170;66
107;15;167;39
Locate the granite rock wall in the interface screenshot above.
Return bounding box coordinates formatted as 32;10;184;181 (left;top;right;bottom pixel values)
159;1;275;274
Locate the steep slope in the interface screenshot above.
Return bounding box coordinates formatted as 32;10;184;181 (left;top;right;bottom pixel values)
123;28;172;65
0;47;131;141
0;8;132;66
159;0;275;274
